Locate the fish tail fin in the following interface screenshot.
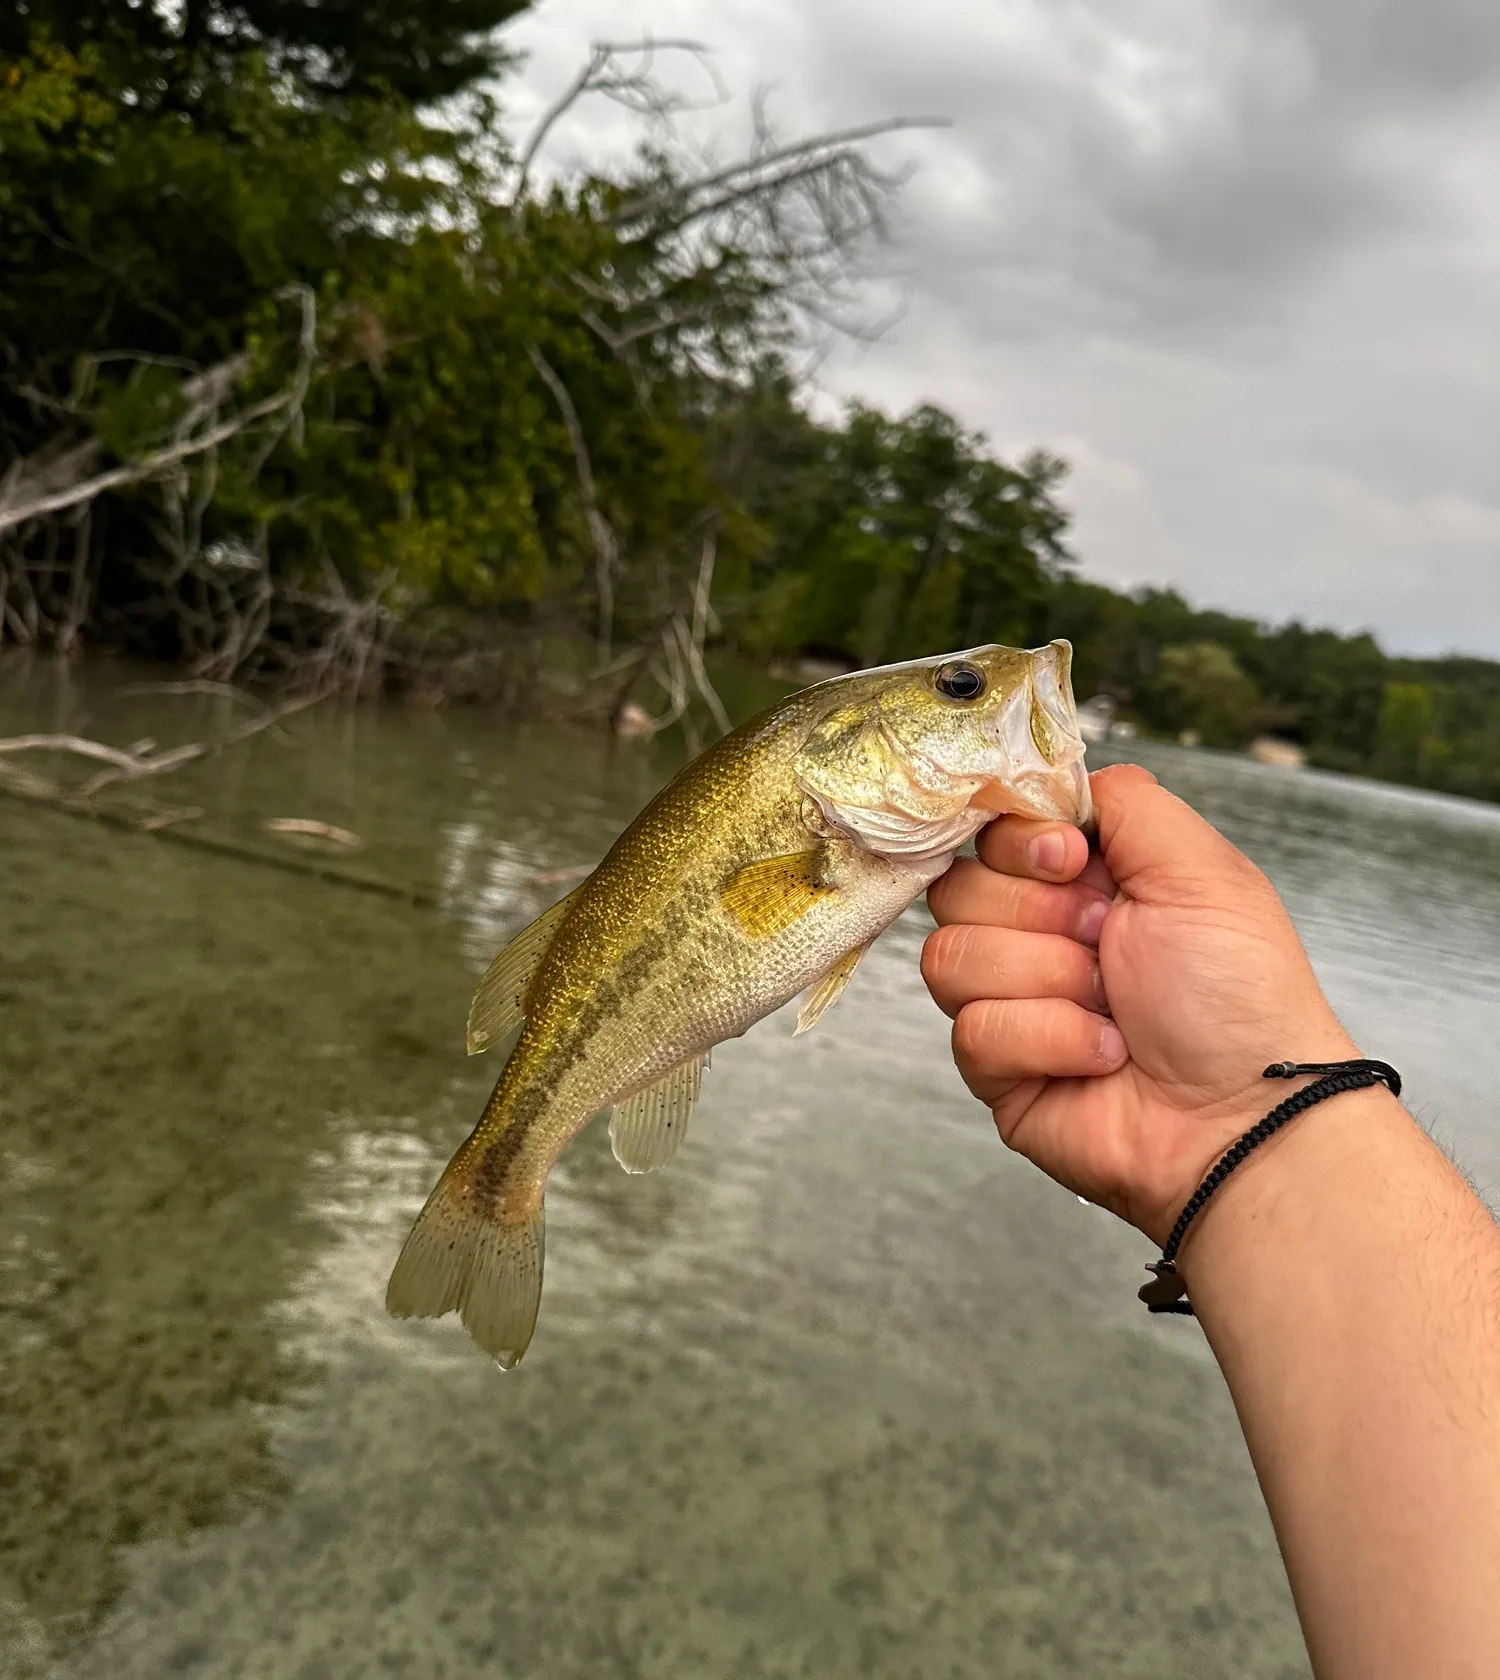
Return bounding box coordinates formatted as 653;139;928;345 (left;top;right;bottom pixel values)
385;1140;545;1371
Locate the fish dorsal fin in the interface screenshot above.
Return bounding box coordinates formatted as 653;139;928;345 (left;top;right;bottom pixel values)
466;884;586;1056
794;940;872;1037
720;850;831;940
609;1054;709;1174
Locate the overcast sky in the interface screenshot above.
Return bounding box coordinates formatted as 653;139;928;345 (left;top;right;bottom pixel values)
501;0;1500;658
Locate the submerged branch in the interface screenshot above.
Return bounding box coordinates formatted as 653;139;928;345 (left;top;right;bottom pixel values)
0;771;437;908
0;689;329;801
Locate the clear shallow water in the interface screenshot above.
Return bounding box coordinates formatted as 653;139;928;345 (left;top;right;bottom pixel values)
3;658;1498;1680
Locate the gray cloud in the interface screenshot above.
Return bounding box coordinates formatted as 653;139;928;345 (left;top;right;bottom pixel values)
507;0;1500;655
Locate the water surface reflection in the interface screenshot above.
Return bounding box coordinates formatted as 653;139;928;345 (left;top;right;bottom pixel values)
5;666;1495;1678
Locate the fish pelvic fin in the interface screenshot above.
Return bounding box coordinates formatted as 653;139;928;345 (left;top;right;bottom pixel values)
385;1143;545;1370
794;941;872;1036
609;1053;709;1173
720;849;832;939
467;884;586;1055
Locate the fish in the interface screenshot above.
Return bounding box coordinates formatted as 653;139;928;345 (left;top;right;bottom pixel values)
386;641;1093;1367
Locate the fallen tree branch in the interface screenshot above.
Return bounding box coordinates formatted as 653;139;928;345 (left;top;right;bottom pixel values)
78;690;324;797
0;775;437;908
114;678;269;709
137;806;206;831
261;816;363;849
0;734;145;773
0;689;328;800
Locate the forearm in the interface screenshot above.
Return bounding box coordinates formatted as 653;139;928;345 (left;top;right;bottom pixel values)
1182;1088;1500;1679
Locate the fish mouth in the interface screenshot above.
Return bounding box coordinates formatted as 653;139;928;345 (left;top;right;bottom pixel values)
968;643;1092;826
969;755;1092;826
1070;758;1095;833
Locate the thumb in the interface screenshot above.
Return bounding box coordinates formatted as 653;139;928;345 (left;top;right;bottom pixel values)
1090;764;1258;908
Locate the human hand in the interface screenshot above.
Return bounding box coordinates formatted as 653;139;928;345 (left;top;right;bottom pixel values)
922;764;1360;1245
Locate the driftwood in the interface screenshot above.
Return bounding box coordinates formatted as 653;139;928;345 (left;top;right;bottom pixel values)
0;689;325;798
0;678;433;900
0;772;438;907
261;816;363;850
134;805;205;832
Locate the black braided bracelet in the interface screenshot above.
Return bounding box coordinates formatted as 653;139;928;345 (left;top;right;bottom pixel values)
1138;1058;1404;1316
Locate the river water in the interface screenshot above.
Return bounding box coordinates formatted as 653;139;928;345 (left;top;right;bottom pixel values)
3;658;1499;1680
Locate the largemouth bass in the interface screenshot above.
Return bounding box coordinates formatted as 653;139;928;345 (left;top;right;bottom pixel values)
387;641;1092;1366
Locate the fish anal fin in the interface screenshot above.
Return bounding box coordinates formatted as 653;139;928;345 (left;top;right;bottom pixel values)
720;850;831;940
467;884;586;1056
386;1146;545;1370
609;1054;709;1174
794;941;872;1037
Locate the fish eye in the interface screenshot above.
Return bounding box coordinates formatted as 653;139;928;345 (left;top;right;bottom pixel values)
934;662;987;702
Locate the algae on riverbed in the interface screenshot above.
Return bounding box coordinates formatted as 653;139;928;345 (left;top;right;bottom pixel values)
32;666;1500;1675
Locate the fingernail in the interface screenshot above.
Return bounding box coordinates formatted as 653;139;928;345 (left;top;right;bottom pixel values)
1097;1021;1126;1065
1076;897;1109;946
1090;964;1109;1013
1028;832;1067;875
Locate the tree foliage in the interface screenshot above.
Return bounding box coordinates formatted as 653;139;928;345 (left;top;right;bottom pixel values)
3;5;1500;802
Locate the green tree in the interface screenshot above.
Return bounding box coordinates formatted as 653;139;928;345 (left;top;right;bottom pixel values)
1152;641;1262;748
0;1;529;105
728;401;1071;665
1374;682;1437;781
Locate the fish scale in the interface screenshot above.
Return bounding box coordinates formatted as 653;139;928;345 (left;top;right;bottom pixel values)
387;641;1092;1367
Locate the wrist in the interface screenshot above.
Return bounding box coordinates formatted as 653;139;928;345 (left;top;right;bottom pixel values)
1140;1025;1366;1249
1172;1081;1414;1304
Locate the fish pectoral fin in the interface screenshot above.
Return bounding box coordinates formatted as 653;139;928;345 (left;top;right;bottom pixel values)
794;941;872;1037
467;883;586;1055
720;849;832;939
609;1054;709;1174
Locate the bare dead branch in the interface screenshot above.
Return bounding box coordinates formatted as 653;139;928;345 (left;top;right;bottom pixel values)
0;689;328;803
261;817;362;849
0;288;315;537
138;806;206;831
526;342;620;659
0;734;149;773
115;679;269;709
684;527;731;734
610;116;944;231
0;388;280;533
512;38;726;204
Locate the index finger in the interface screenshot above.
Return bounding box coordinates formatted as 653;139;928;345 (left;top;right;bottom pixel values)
975;816;1117;900
928;858;1111;946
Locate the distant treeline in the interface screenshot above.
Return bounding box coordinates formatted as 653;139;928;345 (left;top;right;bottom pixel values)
2;5;1497;802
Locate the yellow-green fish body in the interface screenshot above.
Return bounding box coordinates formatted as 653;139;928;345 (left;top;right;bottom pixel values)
388;643;1092;1366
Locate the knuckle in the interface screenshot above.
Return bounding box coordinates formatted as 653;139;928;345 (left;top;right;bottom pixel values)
919;924;960;988
1096;763;1156;793
1035;996;1085;1059
952;999;1004;1068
